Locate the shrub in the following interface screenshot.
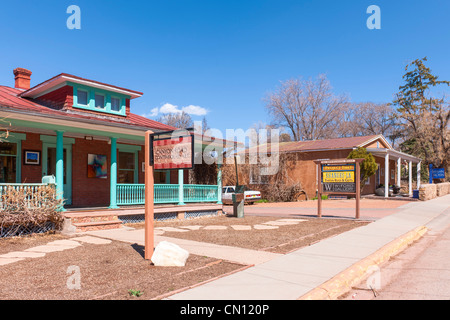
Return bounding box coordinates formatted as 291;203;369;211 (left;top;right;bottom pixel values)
0;185;64;235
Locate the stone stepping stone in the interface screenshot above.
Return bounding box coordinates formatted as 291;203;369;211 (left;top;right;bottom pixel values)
47;240;82;247
155;227;189;233
25;245;69;253
230;225;252;231
179;225;202;231
253;224;279;230
0;257;24;266
203;225;228;230
72;236;112;244
262;221;298;226
277;219;307;223
0;251;46;259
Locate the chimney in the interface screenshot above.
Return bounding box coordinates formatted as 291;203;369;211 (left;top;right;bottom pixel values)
13;68;32;90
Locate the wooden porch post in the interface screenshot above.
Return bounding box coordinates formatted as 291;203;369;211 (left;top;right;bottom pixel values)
397;157;401;189
55;130;66;211
109;137;119;209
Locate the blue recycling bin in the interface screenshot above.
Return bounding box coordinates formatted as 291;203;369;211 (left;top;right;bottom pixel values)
413;189;419;199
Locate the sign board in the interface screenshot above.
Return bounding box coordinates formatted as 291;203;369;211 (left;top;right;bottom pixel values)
314;159;364;219
321;163;356;193
431;168;445;179
150;130;194;170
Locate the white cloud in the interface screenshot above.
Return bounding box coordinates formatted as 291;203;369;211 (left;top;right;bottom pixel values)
143;102;208;118
182;104;208;116
160;103;182;114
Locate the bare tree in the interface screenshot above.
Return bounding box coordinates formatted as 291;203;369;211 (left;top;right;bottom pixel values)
265;74;350;141
157;111;193;129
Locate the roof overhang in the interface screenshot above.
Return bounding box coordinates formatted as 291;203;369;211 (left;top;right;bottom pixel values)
19;73;143;100
365;148;421;163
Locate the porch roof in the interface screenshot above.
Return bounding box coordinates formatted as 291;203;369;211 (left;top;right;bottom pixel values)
365;148;421;163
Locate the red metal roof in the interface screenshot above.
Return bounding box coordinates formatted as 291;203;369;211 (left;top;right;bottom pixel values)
0;85;176;132
244;135;385;154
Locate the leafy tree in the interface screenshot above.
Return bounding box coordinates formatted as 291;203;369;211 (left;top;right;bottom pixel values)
392;57;450;171
347;147;378;191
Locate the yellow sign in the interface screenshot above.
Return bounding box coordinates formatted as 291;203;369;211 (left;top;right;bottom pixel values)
323;171;355;183
322;165;354;171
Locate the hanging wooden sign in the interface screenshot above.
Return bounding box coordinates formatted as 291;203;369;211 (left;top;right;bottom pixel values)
150;130;194;170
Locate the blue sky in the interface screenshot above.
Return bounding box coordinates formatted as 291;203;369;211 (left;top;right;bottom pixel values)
1;0;449;135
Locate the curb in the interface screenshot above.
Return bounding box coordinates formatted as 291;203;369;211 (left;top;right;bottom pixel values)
298;225;428;300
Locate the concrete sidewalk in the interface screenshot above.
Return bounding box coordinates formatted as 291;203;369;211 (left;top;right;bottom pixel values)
165;194;450;300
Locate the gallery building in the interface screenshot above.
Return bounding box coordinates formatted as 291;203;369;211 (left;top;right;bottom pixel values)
247;134;422;200
0;68;224;217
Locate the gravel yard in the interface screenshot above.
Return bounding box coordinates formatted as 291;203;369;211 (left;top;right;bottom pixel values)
0;214;369;300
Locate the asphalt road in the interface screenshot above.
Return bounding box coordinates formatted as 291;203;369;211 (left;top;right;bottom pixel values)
341;208;450;300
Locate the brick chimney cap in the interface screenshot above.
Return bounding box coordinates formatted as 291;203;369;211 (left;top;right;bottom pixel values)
13;68;32;76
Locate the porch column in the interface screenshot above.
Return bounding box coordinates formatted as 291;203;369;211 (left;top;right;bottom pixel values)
384;153;389;198
217;163;223;204
397;158;401;188
417;161;422;190
178;169;185;205
409;160;413;196
165;170;171;184
109;137;119;209
55;130;65;211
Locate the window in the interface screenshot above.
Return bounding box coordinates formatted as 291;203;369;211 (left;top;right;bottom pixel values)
72;83;128;116
118;152;135;183
154;171;167;184
95;94;105;109
0;143;17;183
77;90;88;105
111;97;121;112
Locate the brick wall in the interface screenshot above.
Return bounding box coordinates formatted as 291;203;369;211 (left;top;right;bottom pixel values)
72;138;111;207
20;132;43;183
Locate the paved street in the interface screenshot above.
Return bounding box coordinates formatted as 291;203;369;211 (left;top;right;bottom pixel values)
343;207;450;300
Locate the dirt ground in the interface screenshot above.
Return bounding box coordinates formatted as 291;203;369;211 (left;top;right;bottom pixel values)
0;215;369;300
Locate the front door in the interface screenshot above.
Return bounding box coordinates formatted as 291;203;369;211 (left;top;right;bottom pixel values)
42;144;72;205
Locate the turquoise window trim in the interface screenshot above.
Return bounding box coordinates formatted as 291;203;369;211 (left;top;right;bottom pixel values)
1;133;26;183
70;81;129;116
40;135;75;145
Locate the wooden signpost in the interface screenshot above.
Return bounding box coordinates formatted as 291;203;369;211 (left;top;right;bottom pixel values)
314;158;364;219
144;129;194;260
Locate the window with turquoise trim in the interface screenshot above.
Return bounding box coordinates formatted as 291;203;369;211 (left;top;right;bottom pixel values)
95;93;105;109
77;89;88;105
71;82;128;116
0;143;17;183
118;152;135;183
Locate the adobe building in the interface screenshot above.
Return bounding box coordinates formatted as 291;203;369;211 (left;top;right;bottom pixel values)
246;135;422;200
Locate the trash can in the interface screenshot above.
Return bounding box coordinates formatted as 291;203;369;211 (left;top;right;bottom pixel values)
413;189;419;199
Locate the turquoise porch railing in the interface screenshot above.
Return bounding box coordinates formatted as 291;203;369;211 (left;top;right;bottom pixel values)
116;184;219;206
